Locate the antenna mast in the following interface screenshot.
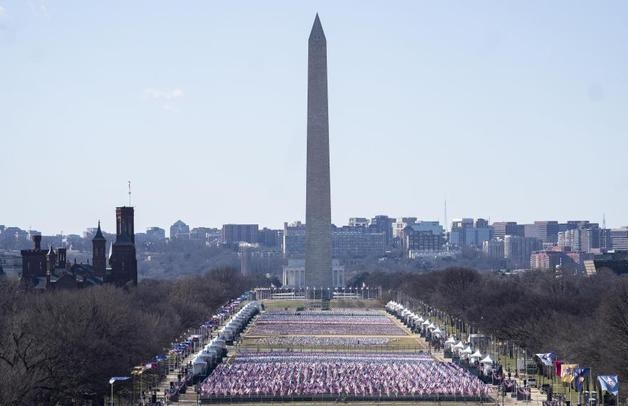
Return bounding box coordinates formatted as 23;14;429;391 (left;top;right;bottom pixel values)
128;180;132;207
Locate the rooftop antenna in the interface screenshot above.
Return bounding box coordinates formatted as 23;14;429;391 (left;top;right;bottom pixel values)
443;197;448;228
128;180;132;207
602;212;606;229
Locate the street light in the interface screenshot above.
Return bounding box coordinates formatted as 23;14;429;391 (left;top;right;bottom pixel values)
109;376;131;406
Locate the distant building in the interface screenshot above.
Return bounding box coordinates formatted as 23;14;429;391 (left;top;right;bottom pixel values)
449;218;491;248
257;228;282;249
332;226;385;258
222;224;259;245
530;250;564;271
401;221;445;256
239;243;283;276
493;222;523;239
483;238;504;259
529;221;559;244
348;218;369;228
585;251;628;276
190;227;215;242
283;222;306;258
530;248;590;272
504;235;543;268
146;227;166;241
393;217;417;240
283;221;384;259
370;215;394;247
169;220;190;240
610;228;628;251
1;227;29;249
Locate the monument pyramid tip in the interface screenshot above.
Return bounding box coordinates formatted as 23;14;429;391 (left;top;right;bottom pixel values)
310;13;325;39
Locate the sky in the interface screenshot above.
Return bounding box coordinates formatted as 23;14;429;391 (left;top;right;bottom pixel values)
1;1;628;235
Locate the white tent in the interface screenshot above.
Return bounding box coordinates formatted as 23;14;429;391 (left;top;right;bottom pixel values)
422;320;430;326
453;341;465;350
433;327;442;334
445;337;456;344
480;355;494;364
191;357;207;376
461;346;473;354
471;350;482;358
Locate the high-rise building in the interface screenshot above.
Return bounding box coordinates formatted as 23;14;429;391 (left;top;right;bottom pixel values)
304;15;334;293
493;222;523;239
393;217;417;240
504;235;543;268
370;215;394;247
257;227;282;249
222;224;259;245
349;218;369;228
449;218;491;248
531;221;559;244
169;220;190;240
283;221;306;258
401;221;445;256
332;226;385;258
610;228;628;251
483;238;505;259
109;206;137;286
146;227;166;241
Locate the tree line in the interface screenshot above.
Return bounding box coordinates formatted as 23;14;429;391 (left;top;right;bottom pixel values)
0;268;265;405
352;267;628;398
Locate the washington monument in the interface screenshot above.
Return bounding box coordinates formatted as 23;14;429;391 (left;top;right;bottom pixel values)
305;14;332;296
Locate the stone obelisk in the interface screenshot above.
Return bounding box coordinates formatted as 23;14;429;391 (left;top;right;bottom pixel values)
305;14;332;298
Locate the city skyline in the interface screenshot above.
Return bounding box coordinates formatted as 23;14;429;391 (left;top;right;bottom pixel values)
2;1;628;234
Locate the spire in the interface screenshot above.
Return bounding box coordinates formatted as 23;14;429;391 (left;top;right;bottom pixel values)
93;220;105;241
309;13;326;43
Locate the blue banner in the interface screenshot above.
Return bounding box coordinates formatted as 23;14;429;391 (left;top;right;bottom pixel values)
597;375;619;396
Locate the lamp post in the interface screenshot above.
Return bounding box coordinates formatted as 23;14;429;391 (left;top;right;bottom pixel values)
109;377;131;406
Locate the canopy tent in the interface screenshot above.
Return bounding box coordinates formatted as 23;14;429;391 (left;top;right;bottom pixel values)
433;327;442;335
422;320;430;326
453;341;465;350
461;346;473;354
471;350;482;358
480;355;494;364
445;337;456;345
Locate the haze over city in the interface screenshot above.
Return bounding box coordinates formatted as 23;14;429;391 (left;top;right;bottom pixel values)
2;1;628;235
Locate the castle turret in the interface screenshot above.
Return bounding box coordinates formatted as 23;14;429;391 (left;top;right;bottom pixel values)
92;221;107;277
109;207;137;286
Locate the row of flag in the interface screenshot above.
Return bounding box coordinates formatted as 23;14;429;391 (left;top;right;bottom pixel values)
535;353;619;396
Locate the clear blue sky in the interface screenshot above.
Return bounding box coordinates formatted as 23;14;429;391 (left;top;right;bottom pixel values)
1;1;627;235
